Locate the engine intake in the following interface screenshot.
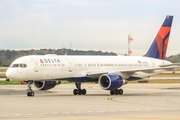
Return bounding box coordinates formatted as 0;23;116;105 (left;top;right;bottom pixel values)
99;73;126;90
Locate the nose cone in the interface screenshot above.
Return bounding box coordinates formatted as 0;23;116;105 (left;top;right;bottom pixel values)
6;69;16;80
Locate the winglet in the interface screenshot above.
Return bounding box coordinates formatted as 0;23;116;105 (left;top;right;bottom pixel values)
144;16;173;59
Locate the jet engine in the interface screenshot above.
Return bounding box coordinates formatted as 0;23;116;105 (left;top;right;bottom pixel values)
34;81;61;90
99;73;127;90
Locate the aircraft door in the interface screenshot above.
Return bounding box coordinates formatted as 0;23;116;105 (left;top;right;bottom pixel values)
67;58;74;72
32;58;39;72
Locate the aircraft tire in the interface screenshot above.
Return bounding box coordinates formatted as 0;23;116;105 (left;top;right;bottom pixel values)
31;92;35;97
110;90;115;95
82;89;86;95
115;89;119;95
73;89;78;95
119;89;123;95
27;92;31;96
27;92;35;97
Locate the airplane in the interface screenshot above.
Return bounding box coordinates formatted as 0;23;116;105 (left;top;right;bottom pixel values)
6;15;178;97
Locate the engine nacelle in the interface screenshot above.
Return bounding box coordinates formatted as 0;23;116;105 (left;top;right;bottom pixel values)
99;73;127;90
34;81;61;90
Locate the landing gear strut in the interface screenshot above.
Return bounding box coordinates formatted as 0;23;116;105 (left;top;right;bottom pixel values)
73;82;86;95
110;89;123;95
27;81;35;97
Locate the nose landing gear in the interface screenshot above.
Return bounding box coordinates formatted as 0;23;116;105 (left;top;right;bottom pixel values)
27;81;35;97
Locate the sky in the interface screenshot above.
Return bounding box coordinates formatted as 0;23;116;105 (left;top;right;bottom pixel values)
0;0;180;56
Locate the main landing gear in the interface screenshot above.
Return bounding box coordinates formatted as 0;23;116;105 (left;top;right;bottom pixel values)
73;82;86;95
27;81;35;97
110;89;123;95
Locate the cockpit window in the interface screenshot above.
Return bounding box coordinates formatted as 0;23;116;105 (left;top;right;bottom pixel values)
12;64;19;68
9;64;13;68
20;64;27;68
10;63;27;68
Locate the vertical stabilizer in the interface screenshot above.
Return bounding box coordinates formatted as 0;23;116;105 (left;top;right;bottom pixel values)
144;16;173;59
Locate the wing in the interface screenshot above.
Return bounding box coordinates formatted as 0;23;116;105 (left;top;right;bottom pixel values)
120;66;178;73
86;71;108;79
87;66;179;80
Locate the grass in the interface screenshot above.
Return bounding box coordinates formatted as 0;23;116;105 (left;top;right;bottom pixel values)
0;69;7;72
153;73;180;77
176;68;180;71
0;81;21;85
61;81;72;84
0;81;74;85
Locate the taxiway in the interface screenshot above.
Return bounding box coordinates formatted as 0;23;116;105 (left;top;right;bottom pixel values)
0;84;180;120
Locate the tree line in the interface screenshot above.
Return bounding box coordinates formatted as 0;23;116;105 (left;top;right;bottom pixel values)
167;54;180;63
0;49;116;67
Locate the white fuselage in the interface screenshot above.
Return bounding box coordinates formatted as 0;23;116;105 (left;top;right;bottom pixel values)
6;55;171;82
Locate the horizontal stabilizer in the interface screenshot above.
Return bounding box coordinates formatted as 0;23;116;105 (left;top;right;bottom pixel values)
159;62;180;67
